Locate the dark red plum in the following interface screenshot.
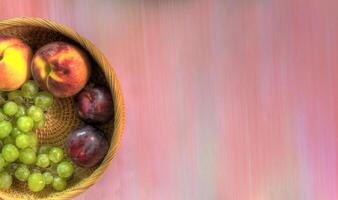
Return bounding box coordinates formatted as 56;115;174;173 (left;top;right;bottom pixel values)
76;85;114;124
65;125;108;168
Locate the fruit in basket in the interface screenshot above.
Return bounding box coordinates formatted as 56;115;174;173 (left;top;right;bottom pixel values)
57;161;74;178
16;134;30;149
27;105;44;122
19;148;36;165
0;121;12;139
65;125;108;168
52;176;67;191
0;171;12;189
2;144;19;162
48;147;64;164
36;154;50;168
15;105;26;118
16;116;34;133
31;42;90;98
34;91;54;111
21;80;39;99
42;172;53;185
76;85;114;124
0;79;78;192
28;172;45;192
0;37;32;91
15;164;30;182
3;101;18;116
7;90;25;105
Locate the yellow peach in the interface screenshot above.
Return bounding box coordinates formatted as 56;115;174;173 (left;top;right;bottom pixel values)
0;38;32;91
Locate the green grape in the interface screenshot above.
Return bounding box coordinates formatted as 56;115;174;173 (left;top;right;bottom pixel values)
27;105;43;122
28;172;45;192
6;163;18;175
0;109;8;121
43;172;53;185
19;148;36;165
34;91;54;110
28;133;38;148
48;147;64;164
34;115;45;129
14;164;30;182
2;144;19;162
0;155;5;171
15;105;26;118
0;171;12;189
10;127;23;138
31;146;38;153
15;134;30;149
7;90;25;104
38;145;51;154
16;116;34;132
52;176;67;191
36;154;50;168
21;80;39;99
0;121;12;139
3;136;15;145
3;101;18;116
57;161;74;178
7;90;22;100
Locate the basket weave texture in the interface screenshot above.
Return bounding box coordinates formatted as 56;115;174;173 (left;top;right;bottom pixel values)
0;17;125;200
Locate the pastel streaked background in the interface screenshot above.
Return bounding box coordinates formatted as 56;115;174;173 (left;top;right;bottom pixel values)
0;0;337;199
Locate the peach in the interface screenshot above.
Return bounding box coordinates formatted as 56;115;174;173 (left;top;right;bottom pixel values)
31;42;90;98
0;37;32;91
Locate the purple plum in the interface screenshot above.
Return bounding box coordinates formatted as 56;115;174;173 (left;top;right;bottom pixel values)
65;125;108;168
76;85;114;124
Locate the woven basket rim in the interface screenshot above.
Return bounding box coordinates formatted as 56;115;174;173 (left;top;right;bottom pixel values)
0;17;125;200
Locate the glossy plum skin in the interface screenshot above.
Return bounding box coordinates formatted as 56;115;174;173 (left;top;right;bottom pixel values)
76;85;114;124
65;125;108;168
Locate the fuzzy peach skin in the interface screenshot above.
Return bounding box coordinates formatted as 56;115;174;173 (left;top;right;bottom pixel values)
31;42;90;98
0;37;32;91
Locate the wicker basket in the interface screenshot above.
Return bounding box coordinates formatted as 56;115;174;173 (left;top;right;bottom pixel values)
0;17;125;200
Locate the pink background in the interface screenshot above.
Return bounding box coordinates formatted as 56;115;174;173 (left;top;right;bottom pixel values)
1;0;338;199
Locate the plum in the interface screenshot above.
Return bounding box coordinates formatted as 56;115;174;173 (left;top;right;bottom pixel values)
65;125;108;168
76;85;114;124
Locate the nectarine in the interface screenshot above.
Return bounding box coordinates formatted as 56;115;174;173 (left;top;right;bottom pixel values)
31;42;90;98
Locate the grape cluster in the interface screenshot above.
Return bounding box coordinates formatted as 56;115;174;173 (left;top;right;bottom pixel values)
0;81;74;192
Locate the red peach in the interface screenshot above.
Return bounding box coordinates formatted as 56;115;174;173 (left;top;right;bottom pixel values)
31;42;90;97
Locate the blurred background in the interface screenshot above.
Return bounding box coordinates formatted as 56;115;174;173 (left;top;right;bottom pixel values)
1;0;338;199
